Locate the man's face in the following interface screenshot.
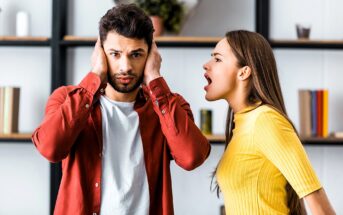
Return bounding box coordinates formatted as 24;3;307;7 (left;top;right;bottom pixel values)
103;31;149;93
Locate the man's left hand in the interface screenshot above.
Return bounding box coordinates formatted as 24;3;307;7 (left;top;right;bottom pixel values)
144;42;162;85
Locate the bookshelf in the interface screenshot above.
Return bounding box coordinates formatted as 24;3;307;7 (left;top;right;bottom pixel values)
2;0;343;214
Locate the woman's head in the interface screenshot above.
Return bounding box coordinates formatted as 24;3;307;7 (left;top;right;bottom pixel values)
203;30;286;114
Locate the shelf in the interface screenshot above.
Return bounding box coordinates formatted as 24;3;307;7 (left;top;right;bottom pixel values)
204;134;343;146
0;133;32;143
205;134;226;144
270;39;343;49
0;36;50;46
61;35;220;47
301;137;343;146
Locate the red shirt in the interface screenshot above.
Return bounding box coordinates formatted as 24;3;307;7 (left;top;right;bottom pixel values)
32;73;211;215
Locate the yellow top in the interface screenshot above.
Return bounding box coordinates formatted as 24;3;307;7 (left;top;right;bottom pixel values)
217;103;321;215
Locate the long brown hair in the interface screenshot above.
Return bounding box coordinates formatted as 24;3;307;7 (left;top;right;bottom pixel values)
211;30;306;215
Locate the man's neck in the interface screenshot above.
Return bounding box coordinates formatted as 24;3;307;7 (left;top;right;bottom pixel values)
104;84;139;102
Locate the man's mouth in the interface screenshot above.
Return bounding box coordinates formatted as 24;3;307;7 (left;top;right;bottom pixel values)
117;76;134;84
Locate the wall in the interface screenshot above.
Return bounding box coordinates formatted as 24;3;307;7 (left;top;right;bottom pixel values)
0;0;343;214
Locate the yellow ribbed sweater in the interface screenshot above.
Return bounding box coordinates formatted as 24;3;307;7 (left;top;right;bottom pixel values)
217;103;321;215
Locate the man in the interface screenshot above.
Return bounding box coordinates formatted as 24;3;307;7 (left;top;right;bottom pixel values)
32;4;210;215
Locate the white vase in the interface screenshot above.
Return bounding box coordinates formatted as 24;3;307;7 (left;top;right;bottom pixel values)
16;11;30;37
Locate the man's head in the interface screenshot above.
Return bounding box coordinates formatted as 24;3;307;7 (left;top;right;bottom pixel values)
99;4;154;49
99;4;154;93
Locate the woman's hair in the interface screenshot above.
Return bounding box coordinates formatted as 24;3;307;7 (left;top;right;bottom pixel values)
99;4;154;50
211;30;306;215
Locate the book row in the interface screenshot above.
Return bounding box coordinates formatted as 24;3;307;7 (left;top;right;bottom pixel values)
298;89;328;137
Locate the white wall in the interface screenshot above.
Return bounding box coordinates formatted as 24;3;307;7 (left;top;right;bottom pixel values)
1;0;343;214
0;0;52;214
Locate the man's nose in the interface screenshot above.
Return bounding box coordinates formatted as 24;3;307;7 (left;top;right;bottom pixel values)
119;57;132;73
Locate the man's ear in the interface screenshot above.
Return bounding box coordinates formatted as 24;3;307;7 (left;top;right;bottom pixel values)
238;66;252;81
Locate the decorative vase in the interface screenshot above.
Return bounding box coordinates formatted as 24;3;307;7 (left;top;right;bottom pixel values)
150;16;164;37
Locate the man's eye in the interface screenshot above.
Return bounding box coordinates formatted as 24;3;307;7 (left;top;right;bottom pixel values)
110;52;120;57
131;53;141;58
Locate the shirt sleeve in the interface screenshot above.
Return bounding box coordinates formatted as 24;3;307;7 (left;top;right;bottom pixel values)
32;72;106;162
253;108;322;198
147;77;211;171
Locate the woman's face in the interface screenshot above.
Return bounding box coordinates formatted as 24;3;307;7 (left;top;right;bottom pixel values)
203;38;241;101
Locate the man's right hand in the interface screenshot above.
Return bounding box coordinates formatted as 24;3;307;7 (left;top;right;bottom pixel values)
91;38;108;84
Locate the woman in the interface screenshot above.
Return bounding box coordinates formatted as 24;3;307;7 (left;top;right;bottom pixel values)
203;30;335;215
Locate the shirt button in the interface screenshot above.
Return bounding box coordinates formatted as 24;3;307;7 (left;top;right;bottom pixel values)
100;88;104;93
95;182;99;188
161;109;166;115
85;104;90;109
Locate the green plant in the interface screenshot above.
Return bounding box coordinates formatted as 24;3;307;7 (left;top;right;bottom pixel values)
135;0;185;33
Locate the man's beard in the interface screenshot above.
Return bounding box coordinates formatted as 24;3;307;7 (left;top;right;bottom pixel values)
107;72;144;93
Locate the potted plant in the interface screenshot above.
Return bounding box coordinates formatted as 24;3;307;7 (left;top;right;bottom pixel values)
135;0;185;36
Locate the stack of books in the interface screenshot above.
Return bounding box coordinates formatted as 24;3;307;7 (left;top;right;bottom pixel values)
0;87;20;134
298;89;328;137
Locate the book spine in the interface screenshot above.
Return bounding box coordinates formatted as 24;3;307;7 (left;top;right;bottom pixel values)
298;89;312;137
0;87;4;133
316;90;323;137
322;89;329;137
3;87;12;134
11;88;20;133
311;90;317;136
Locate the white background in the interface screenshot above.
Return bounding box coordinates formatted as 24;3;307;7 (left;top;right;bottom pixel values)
0;0;343;214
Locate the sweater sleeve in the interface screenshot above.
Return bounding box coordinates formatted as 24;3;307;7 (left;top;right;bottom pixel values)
253;109;322;198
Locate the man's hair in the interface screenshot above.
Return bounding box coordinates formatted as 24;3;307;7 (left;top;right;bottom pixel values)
99;4;154;50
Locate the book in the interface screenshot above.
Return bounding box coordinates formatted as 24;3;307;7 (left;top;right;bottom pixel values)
331;131;343;138
311;90;317;136
2;87;20;134
322;89;329;137
0;87;4;133
316;90;323;137
298;90;312;137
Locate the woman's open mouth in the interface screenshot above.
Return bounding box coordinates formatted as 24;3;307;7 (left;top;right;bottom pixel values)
204;73;212;91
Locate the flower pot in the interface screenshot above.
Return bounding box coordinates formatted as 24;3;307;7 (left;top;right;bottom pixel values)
150;16;164;37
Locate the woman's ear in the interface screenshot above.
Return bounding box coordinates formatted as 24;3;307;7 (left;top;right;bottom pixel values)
238;66;252;81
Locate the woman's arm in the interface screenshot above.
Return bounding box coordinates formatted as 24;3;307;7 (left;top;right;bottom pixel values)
304;188;335;215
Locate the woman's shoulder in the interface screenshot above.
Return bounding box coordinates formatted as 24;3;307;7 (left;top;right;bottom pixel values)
253;104;290;127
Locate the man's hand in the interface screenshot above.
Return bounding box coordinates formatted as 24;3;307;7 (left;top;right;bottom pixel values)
144;42;162;85
91;38;108;84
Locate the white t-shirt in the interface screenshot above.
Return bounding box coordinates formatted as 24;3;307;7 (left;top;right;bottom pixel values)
99;95;149;215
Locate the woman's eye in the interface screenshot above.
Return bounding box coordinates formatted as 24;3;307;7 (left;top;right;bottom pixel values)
214;58;221;62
